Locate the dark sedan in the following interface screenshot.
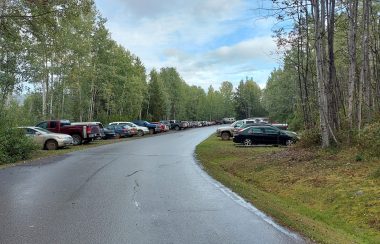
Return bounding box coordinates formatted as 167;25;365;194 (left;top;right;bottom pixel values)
106;125;130;138
233;126;297;146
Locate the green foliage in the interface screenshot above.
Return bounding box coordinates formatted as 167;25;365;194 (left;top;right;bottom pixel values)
234;78;267;119
358;122;380;157
0;127;38;165
297;128;322;148
263;68;297;123
355;154;364;162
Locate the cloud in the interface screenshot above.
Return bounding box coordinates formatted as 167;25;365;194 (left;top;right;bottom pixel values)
95;0;279;90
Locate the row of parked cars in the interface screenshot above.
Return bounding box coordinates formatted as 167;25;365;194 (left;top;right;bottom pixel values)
18;119;217;150
216;118;298;146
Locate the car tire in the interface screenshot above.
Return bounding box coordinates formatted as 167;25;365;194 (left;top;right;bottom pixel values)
243;138;252;146
149;128;154;135
45;139;58;150
137;130;144;137
221;132;231;140
72;134;82;145
286;139;293;146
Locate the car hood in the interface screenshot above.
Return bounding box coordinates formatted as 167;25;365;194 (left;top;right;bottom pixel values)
282;130;298;137
217;126;234;131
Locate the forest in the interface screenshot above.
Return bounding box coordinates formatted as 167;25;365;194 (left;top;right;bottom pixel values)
263;0;380;148
1;0;380;150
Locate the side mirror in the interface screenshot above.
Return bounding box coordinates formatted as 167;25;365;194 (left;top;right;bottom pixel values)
36;132;42;136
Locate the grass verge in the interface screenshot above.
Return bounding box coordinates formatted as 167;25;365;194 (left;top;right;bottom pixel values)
195;135;380;244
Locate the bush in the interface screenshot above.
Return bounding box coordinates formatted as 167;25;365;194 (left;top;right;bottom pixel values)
0;127;38;164
357;122;380;158
297;128;321;148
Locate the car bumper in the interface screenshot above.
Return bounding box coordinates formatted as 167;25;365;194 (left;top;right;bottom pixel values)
57;138;73;147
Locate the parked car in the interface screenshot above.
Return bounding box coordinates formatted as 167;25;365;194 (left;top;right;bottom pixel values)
180;121;189;129
19;126;73;150
152;122;168;132
109;122;149;136
36;120;99;145
132;120;160;134
233;126;298;146
222;117;236;124
102;126;117;139
71;122;105;139
160;120;171;129
106;124;130;138
216;120;243;140
169;120;188;130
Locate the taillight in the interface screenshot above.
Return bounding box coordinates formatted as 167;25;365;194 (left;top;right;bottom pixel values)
86;126;91;134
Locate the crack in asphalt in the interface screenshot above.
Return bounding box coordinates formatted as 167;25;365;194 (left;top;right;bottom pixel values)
67;157;118;202
132;179;141;211
126;170;143;177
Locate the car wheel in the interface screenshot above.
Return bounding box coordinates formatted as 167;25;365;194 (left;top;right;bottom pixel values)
221;132;231;140
149;128;154;135
45;139;58;150
175;126;180;131
72;134;82;145
243;138;252;146
137;130;144;137
286;139;293;146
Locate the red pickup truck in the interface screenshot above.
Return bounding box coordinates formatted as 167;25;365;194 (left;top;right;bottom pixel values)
35;120;99;145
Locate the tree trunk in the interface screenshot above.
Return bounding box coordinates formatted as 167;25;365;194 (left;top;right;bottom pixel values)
359;0;371;130
326;0;340;132
312;0;330;148
347;0;358;129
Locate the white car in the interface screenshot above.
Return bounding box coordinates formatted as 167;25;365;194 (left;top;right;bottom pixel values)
19;126;73;150
108;122;149;136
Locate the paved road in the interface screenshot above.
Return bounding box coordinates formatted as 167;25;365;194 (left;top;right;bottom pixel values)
0;126;305;244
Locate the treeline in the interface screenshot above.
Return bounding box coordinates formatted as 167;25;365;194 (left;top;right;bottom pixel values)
0;0;267;127
263;0;380;147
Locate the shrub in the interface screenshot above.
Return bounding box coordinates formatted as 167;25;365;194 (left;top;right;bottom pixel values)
297;128;321;148
357;122;380;158
0;127;38;164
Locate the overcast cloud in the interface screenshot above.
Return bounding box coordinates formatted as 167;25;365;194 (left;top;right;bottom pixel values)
95;0;278;89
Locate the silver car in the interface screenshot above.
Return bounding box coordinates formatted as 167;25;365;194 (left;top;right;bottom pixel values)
19;126;73;150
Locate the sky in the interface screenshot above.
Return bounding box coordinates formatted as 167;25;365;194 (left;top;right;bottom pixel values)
94;0;281;90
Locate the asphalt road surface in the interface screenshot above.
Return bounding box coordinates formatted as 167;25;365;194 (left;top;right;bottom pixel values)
0;126;305;244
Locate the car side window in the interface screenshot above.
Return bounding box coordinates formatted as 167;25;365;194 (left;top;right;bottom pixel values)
264;128;279;135
251;127;263;134
37;122;48;129
49;121;56;128
26;128;35;135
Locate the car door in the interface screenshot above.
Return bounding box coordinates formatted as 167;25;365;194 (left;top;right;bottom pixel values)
26;128;44;148
248;127;265;144
263;127;280;145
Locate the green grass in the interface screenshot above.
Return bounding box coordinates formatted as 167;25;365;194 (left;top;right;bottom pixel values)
196;135;380;244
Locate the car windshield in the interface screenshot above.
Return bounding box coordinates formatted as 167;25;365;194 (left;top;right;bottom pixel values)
231;121;242;127
127;123;137;127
